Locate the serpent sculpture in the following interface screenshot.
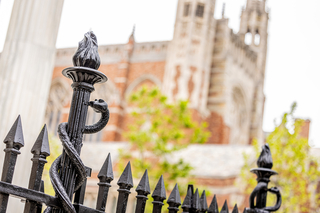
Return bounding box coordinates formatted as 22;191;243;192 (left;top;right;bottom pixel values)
44;99;109;213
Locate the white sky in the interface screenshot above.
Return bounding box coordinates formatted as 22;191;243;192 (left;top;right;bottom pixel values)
0;0;320;147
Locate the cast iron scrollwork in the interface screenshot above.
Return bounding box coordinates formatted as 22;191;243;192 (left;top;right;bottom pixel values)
245;144;282;213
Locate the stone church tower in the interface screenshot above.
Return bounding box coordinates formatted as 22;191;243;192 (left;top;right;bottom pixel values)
163;0;215;113
239;0;269;144
49;0;269;145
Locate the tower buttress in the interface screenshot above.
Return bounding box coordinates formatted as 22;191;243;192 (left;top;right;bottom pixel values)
239;0;269;143
163;0;216;114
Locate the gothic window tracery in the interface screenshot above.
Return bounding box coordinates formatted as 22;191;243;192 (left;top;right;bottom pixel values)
196;4;205;18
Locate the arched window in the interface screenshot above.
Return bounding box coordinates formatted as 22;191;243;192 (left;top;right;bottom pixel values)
254;30;260;45
245;30;252;45
45;79;71;135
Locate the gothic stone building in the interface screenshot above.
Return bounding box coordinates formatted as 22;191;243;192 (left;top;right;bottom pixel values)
46;0;269;209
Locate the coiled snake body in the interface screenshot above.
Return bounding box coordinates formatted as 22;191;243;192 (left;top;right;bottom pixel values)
44;99;109;213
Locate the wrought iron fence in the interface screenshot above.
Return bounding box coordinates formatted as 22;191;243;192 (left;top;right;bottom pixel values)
0;32;281;213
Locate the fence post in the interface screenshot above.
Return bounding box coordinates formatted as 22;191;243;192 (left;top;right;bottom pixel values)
182;187;193;213
135;170;150;213
96;153;113;211
0;115;24;213
24;125;50;213
116;162;133;213
152;175;166;213
220;201;229;213
167;183;181;213
199;190;208;213
207;195;218;213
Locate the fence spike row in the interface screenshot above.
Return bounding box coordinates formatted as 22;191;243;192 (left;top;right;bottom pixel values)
96;153;113;211
220;200;229;213
167;183;181;213
116;161;133;213
199;190;208;213
231;204;238;213
4;115;24;148
182;186;193;212
135;170;150;213
152;175;166;213
0;115;25;213
31;124;50;157
24;124;50;212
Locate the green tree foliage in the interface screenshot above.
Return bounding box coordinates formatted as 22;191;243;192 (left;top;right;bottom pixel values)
240;103;320;213
119;86;210;191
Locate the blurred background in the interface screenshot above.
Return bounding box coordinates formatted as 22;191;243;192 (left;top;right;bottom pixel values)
0;0;319;212
1;0;319;146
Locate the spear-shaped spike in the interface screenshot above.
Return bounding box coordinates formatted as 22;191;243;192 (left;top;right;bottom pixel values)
96;153;114;211
135;170;150;213
167;183;181;213
199;190;208;213
4;115;24;148
31;125;50;157
116;162;133;213
231;204;238;213
136;169;150;194
191;188;200;212
208;195;219;213
24;125;51;212
98;153;114;181
0;115;24;211
152;175;166;213
117;161;133;187
220;200;229;213
182;187;193;212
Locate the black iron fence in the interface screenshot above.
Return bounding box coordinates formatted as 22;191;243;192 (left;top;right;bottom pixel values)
0;32;281;213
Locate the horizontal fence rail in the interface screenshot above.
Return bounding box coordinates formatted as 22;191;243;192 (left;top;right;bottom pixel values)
0;32;281;213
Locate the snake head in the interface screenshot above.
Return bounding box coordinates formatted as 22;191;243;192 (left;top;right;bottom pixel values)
88;99;108;113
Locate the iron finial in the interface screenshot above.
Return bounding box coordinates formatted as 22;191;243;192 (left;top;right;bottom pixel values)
117;161;133;188
136;170;151;195
220;200;229;213
167;183;181;205
232;204;239;213
98;153;114;182
31;124;50;157
152;175;166;200
4;115;24;148
182;187;193;210
200;190;208;213
208;195;219;213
